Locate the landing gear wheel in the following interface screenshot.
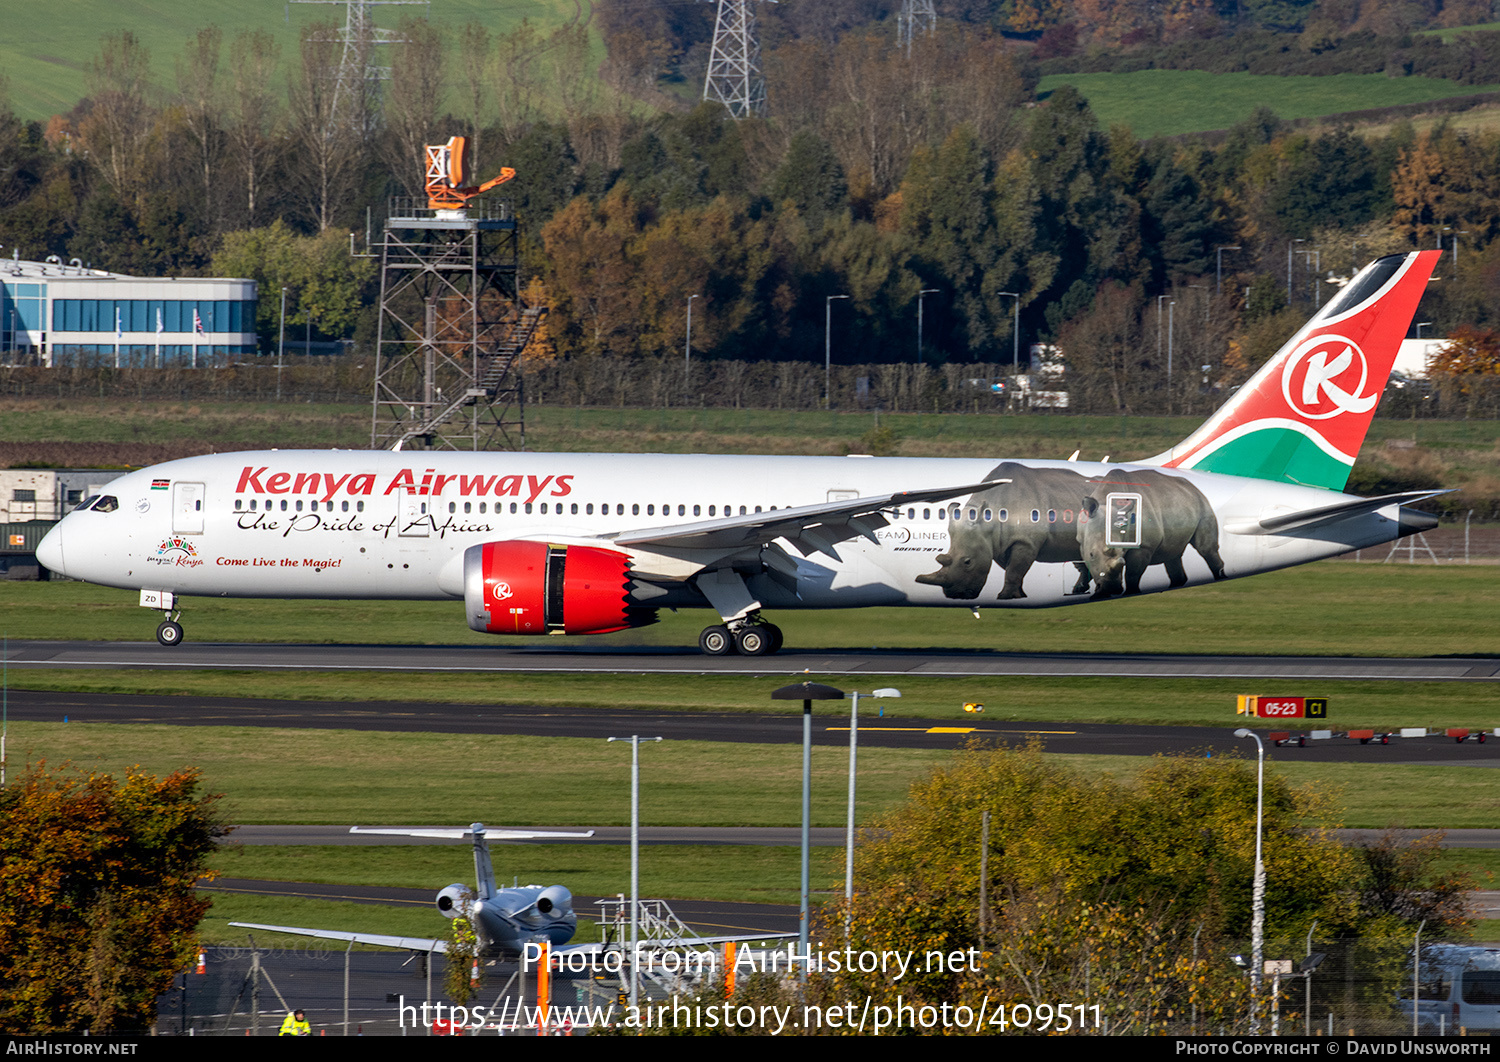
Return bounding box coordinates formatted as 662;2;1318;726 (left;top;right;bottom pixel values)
156;620;184;647
698;625;733;656
762;623;784;654
734;625;771;656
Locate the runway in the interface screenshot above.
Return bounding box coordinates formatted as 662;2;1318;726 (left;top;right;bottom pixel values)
7;638;1500;680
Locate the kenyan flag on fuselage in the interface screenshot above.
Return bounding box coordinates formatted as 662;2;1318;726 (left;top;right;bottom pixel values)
1147;250;1441;492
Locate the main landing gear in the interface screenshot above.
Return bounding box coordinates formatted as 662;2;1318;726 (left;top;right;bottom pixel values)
698;620;783;656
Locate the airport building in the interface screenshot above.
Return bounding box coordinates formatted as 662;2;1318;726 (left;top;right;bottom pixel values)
0;255;257;365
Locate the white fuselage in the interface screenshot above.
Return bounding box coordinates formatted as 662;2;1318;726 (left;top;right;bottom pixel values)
37;450;1412;619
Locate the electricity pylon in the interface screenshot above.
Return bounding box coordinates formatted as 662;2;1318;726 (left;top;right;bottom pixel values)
703;0;765;119
897;0;937;56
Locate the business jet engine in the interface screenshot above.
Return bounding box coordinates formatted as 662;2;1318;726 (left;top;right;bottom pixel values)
462;540;656;635
436;883;473;918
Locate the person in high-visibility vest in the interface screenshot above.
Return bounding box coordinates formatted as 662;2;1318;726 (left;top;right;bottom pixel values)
279;1009;310;1036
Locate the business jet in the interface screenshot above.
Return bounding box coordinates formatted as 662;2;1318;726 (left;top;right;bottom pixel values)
229;822;788;959
233;824;594;956
37;252;1445;655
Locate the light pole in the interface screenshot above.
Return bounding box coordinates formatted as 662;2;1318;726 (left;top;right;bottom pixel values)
1417;322;1433;340
1215;246;1240;296
607;734;662;1011
825;295;849;410
1299;248;1322;306
1287;238;1305;303
998;291;1020;370
1167;299;1176;414
772;681;845;972
1235;727;1267;1034
277;286;287;401
916;288;937;364
1454;230;1470;271
845;688;901;919
685;294;699;404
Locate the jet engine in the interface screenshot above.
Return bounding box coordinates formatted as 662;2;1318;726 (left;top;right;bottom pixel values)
462;541;656;636
534;884;573;916
436;883;472;919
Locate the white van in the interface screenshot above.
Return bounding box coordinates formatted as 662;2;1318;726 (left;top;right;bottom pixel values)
1403;945;1500;1035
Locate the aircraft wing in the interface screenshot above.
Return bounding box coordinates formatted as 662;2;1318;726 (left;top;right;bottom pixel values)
604;479;1006;552
229;921;448;953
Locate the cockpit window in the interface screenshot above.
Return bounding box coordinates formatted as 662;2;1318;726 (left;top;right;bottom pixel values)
90;495;119;513
77;495;99;511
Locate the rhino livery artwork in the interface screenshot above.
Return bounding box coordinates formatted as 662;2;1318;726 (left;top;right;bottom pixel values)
37;252;1447;655
915;465;1228;601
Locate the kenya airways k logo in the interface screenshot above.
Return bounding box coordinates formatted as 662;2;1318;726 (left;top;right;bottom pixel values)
1280;334;1379;420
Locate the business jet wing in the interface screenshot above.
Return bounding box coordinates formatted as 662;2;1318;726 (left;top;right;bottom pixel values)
225;923;789;956
229;922;449;953
604;479;1007;553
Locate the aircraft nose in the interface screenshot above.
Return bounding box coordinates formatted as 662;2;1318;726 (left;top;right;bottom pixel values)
36;521;65;575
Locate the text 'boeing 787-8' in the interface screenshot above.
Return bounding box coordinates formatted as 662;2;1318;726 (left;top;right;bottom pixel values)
37;252;1444;655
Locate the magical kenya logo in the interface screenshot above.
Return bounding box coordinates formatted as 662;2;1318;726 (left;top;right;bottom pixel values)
150;537;203;567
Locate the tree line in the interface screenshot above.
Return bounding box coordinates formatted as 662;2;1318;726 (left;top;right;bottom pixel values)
5;19;1500;413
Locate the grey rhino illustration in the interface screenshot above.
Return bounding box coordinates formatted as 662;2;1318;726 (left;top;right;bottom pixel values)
1076;468;1227;597
915;462;1094;600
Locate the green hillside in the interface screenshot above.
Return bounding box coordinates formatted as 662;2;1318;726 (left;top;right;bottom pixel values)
0;0;584;123
1037;69;1500;137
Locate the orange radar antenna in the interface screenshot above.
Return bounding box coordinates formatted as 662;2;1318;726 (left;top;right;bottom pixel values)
424;136;516;210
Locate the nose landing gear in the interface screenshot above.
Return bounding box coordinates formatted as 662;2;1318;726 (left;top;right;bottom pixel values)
142;590;184;647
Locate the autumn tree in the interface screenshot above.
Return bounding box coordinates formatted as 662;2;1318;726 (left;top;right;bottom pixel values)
1430;325;1500;376
829;744;1466;1033
0;762;226;1034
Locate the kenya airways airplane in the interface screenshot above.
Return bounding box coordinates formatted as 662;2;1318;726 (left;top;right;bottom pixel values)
37;252;1445;655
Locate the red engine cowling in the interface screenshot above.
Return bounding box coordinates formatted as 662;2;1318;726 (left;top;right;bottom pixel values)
462;541;650;635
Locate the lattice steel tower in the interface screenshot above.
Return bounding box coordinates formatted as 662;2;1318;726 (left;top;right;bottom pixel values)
370;139;541;452
897;0;937;56
703;0;765;119
295;0;426;136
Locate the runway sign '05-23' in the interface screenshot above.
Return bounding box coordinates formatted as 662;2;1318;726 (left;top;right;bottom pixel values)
1237;695;1328;719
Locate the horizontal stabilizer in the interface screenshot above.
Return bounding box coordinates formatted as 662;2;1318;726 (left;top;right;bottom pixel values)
1224;490;1449;536
349;826;596;841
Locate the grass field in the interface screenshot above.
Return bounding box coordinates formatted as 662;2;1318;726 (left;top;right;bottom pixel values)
10;721;1497;832
8;399;1500;457
0;0;589;123
1037;70;1500;137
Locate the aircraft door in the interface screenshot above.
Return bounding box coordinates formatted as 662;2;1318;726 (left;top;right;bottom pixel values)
172;482;205;534
1104;493;1141;548
399;493;431;537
